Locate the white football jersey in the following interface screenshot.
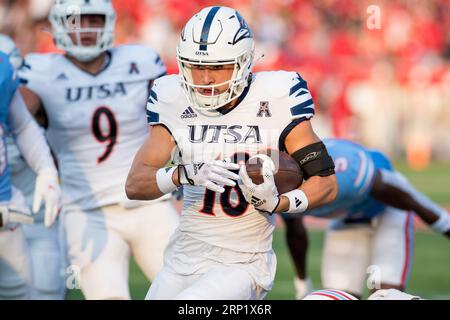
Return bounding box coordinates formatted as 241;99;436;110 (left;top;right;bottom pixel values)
147;71;315;252
19;45;167;211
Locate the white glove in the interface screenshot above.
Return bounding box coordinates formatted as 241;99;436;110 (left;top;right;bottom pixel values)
368;289;423;300
294;277;314;300
238;154;280;214
0;205;34;231
178;160;240;193
33;171;61;228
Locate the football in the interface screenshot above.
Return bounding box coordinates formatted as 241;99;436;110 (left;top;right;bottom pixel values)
240;149;303;194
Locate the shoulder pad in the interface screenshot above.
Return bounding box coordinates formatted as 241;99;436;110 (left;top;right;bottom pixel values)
150;74;184;104
112;44;166;79
21;53;57;73
255;70;314;121
18;53;59;88
253;71;299;98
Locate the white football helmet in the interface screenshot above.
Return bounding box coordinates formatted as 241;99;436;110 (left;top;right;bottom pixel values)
176;6;255;111
0;34;23;70
49;0;116;62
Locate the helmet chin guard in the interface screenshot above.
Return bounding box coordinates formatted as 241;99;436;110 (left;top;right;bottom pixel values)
49;0;116;62
176;6;255;111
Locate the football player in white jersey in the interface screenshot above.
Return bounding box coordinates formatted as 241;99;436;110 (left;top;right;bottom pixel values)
0;34;62;299
1;33;66;300
18;0;179;300
126;6;338;300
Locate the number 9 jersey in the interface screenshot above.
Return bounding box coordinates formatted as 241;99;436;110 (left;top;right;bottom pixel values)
18;45;167;211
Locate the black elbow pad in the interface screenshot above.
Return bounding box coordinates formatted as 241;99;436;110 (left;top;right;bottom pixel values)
291;142;335;180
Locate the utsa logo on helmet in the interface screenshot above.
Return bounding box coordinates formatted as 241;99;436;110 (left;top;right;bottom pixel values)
230;12;253;45
176;6;255;111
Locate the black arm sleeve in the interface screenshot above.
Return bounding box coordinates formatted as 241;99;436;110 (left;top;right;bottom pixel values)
291;142;335;179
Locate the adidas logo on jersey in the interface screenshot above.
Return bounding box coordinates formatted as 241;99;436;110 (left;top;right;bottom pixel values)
181;107;198;119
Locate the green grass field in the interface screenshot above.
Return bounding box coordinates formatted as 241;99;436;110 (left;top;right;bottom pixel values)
67;162;450;300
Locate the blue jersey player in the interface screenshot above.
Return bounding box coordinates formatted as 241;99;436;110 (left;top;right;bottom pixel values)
0;46;61;299
283;139;450;299
0;51;30;226
1;33;67;300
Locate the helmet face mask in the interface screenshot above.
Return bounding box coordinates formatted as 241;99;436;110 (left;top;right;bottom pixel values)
176;6;255;111
49;0;116;62
177;50;253;111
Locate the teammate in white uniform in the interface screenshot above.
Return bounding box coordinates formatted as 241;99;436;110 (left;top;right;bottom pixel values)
18;0;179;300
0;34;61;299
126;6;337;300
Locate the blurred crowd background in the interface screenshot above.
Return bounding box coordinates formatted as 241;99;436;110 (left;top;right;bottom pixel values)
1;0;449;169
